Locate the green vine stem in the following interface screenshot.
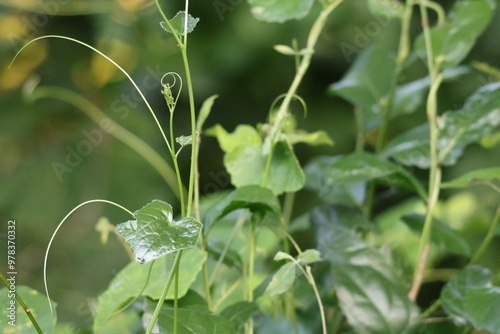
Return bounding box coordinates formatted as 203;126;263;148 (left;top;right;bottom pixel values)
28;86;185;200
261;0;344;185
0;274;43;333
145;250;183;334
469;206;500;264
409;0;444;301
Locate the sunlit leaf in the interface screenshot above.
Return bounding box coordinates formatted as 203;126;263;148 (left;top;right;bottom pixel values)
93;249;207;332
401;214;471;257
0;286;57;334
248;0;315;23
116;200;202;264
160;11;199;36
413;0;496;69
287;129;334;146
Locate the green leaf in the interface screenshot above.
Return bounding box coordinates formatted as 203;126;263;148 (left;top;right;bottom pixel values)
441;265;492;319
221;301;260;329
0;286;57;334
297;249;321;264
203;185;280;231
147;301;236;334
315;221;420;333
382;82;500;167
464;287;500;333
248;0;315;23
441;168;500;188
274;251;294;262
206;124;262;153
287;129;334;146
197;95;218;130
93;249;207;332
305;152;427;200
328;46;396;130
305;156;366;207
367;0;403;18
160;11;200;36
208;124;305;195
265;262;296;297
176;135;193;147
115;200;202;264
413;0;496;69
392;66;469;118
401;214;471;257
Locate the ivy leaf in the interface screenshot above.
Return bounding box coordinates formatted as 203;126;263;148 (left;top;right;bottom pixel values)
0;286;57;334
441;265;492;319
441;168;500;189
328;46;396;131
315;219;420;333
265;262;296;297
401;214;470;257
382;82;500;168
414;0;496;69
203;185;280;231
93;249;207;332
248;0;315;23
115;200;202;264
160;11;200;36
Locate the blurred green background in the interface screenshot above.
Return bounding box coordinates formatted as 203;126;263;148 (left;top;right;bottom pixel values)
1;0;499;329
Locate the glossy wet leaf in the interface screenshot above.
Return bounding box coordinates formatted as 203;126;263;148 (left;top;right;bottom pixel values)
203;185;280;231
160;11;200;36
221;301;259;329
393;66;469;118
382;82;500;168
93;249;206;332
116;200;202;264
441;265;492;319
414;0;496;69
248;0;315;23
265;262;296;297
464;287;500;333
441;167;500;189
315;220;420;333
401;214;470;257
0;286;57;334
305;155;366;207
305;152;426;200
329;46;396;130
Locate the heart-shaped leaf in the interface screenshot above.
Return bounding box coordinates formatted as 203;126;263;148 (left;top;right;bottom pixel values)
116;200;202;264
160;11;199;36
